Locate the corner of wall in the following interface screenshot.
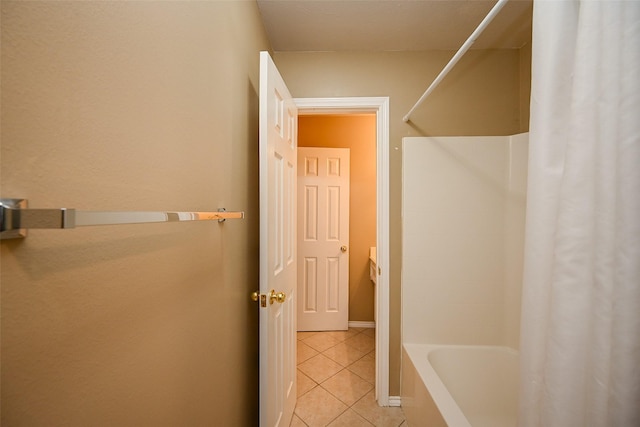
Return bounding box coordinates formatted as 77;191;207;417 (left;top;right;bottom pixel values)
519;42;532;133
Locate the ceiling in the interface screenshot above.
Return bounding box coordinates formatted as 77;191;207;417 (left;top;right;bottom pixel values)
256;0;533;52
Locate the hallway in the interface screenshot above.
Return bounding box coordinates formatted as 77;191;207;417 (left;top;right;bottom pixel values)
291;329;406;426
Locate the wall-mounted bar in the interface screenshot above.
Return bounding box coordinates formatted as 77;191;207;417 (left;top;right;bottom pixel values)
403;0;509;122
0;198;244;240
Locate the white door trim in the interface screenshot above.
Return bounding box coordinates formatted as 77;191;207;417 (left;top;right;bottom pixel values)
294;97;390;406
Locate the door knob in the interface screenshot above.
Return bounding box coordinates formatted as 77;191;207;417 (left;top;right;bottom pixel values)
341;245;347;253
269;289;286;305
251;291;268;307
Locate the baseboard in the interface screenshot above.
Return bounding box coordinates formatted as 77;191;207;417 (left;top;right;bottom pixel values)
348;321;376;329
388;396;401;407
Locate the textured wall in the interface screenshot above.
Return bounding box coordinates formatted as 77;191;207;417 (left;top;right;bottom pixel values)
1;2;269;425
298;115;377;322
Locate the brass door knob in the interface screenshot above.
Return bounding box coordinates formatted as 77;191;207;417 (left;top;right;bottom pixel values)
251;291;268;307
341;245;347;253
269;289;286;305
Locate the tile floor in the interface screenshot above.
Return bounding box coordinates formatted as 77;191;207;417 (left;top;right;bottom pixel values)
291;328;406;427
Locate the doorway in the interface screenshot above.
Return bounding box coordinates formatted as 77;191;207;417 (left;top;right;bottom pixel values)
297;116;376;332
294;97;391;406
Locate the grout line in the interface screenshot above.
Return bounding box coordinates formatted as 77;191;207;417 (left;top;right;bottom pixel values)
294;330;398;427
323;405;350;427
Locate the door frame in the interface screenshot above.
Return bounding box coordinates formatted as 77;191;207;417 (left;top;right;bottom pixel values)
294;97;390;406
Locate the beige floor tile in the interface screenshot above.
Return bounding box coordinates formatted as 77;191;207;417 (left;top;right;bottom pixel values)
298;353;344;384
327;408;374;426
326;329;359;342
344;333;375;353
291;331;392;426
352;390;405;427
348;356;375;384
298;331;318;340
298;341;319;364
295;386;348;427
322;342;368;367
322;369;374;406
303;332;342;352
362;328;376;337
289;413;308;427
297;369;317;397
363;349;375;361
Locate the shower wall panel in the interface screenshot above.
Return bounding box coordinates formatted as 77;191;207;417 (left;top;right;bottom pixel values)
402;134;528;347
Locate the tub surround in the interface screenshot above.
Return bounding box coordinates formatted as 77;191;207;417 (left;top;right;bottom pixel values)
402;134;528;347
402;346;451;427
401;134;528;426
402;344;518;427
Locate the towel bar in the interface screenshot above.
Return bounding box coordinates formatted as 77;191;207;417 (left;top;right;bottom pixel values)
0;198;244;240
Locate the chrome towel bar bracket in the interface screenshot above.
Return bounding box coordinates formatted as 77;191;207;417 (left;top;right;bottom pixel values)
0;198;244;240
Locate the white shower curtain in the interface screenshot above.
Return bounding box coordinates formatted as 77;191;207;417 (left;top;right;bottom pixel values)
519;1;640;426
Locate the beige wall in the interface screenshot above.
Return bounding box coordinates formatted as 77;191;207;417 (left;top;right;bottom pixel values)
298;115;377;322
1;1;269;425
274;49;530;395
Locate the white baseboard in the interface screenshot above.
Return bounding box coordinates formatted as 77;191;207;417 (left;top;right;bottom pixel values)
388;396;401;407
348;321;376;329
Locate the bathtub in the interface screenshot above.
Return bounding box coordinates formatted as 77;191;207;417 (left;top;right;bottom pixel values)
402;344;519;427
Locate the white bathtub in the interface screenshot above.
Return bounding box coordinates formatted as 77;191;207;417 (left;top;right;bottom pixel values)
402;344;519;427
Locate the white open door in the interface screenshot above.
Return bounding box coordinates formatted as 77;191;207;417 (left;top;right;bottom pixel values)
297;147;350;331
258;51;297;427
